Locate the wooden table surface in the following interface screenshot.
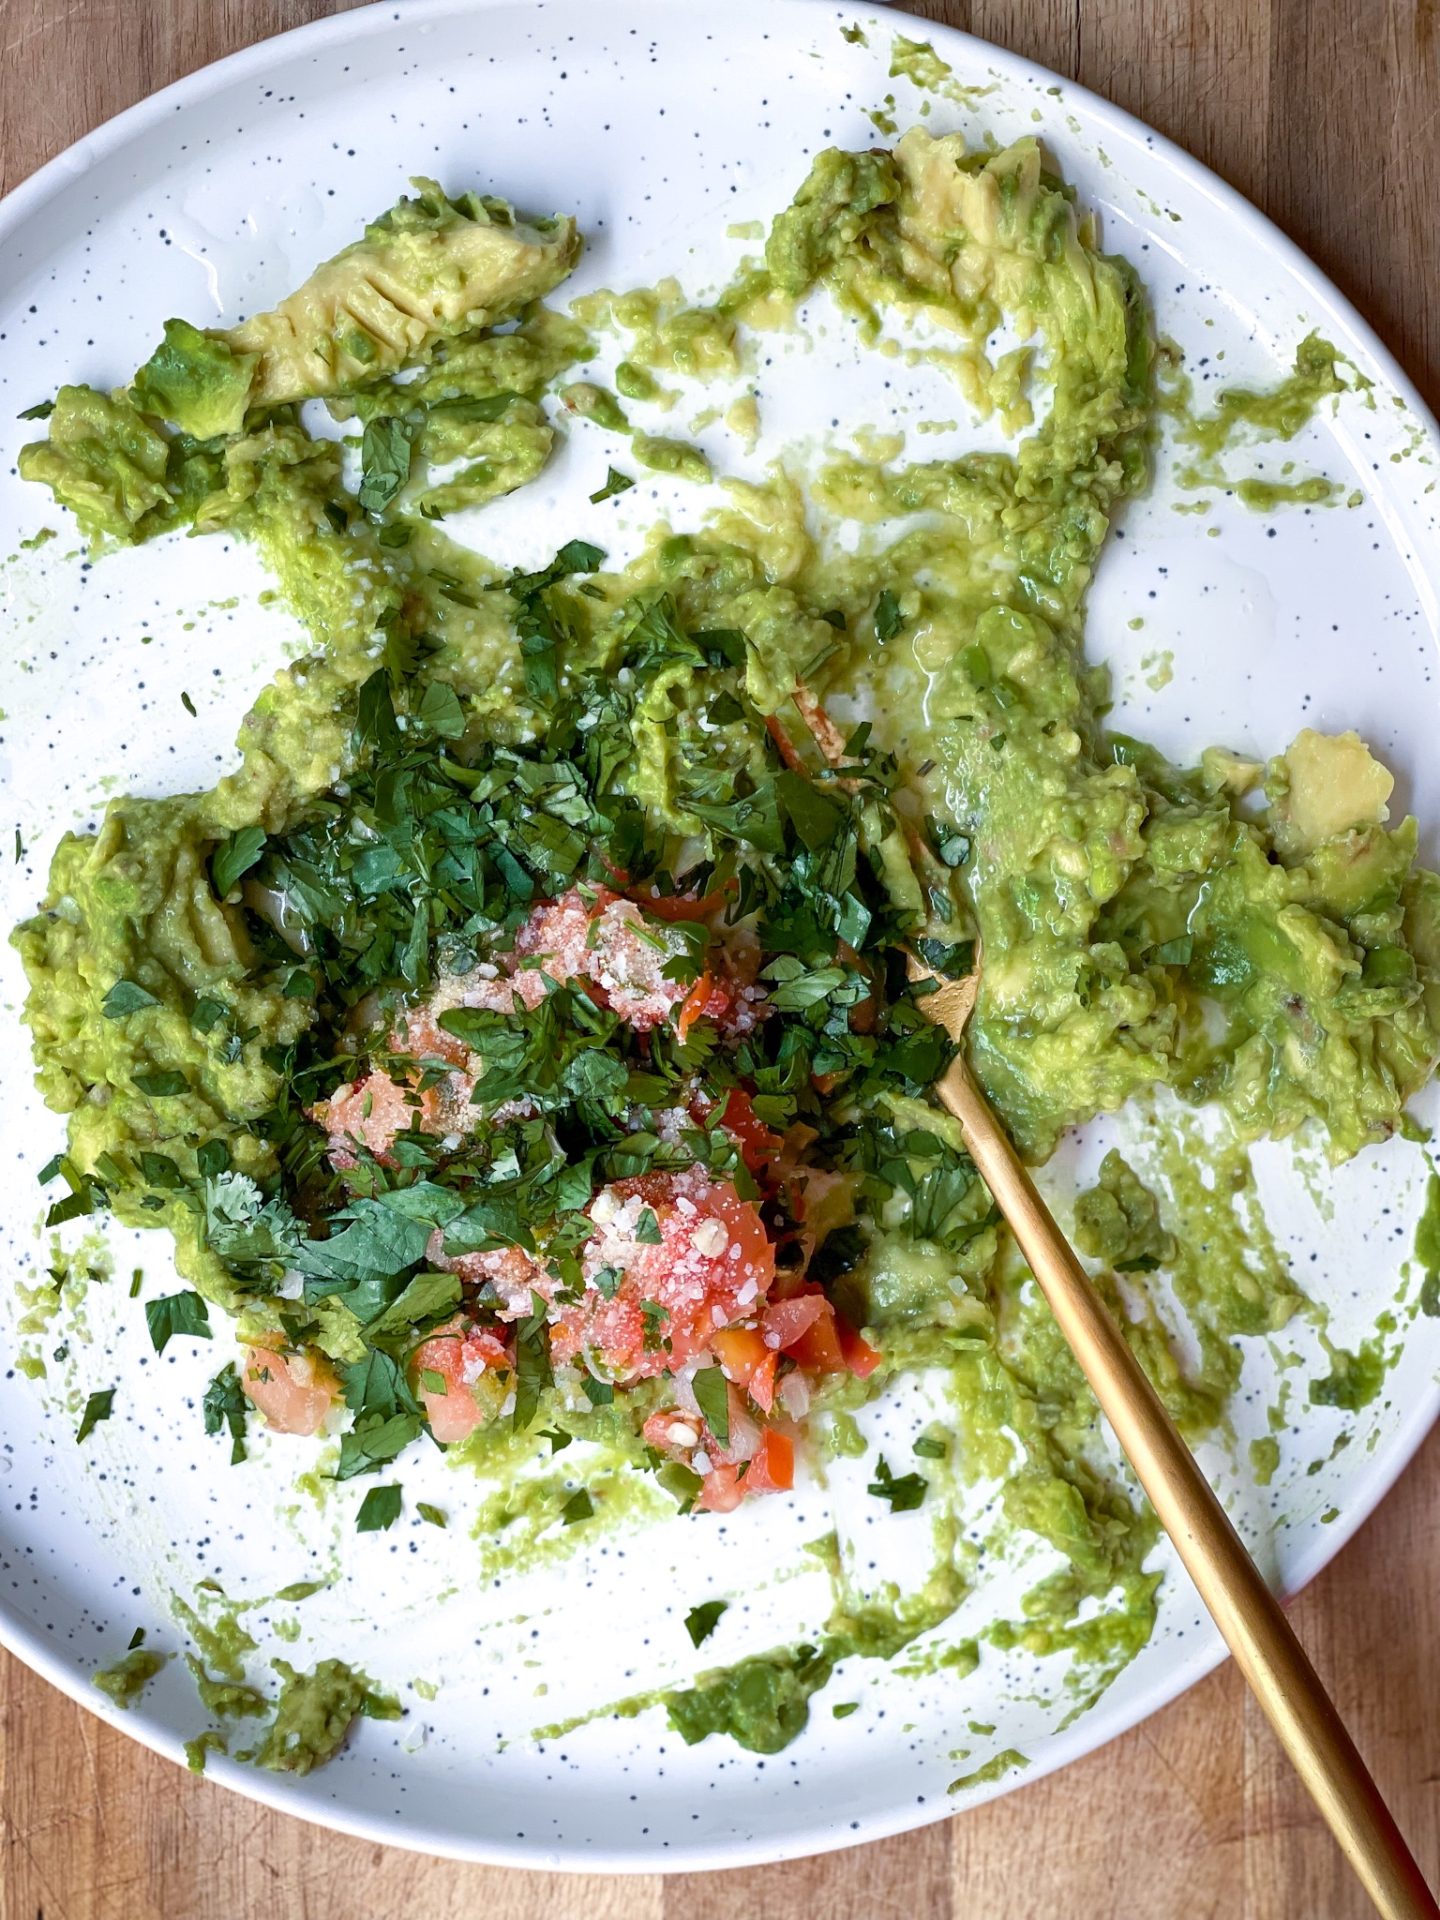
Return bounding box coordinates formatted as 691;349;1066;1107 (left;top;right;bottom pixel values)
2;2;1437;1915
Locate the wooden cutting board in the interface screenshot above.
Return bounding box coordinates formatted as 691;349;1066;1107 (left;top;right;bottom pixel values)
1;3;1437;1915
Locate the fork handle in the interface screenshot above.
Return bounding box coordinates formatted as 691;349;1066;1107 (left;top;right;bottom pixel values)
933;1052;1438;1920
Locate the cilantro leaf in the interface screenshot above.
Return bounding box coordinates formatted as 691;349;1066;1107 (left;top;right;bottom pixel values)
358;415;415;513
634;1206;663;1246
867;1455;927;1512
684;1599;727;1647
512;1294;553;1432
559;1488;594;1526
356;1484;403;1532
691;1366;729;1447
144;1290;212;1355
354;667;401;752
417;1502;447;1528
590;466;635;504
210;826;267;899
415;679;466;740
76;1388;116;1443
202;1362;249;1464
102;980;159;1019
553;538;605;575
874;588;903;642
336;1410;422;1480
134;1070;188;1098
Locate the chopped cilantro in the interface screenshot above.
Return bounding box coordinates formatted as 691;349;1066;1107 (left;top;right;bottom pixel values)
684;1598;728;1647
512;1293;553;1431
144;1290;212;1355
559;1488;594;1526
873;588;903;641
356;1484;403;1532
210;826;266;899
691;1366;730;1447
102;979;160;1019
202;1362;249;1464
867;1455;927;1512
76;1388;115;1443
358;416;415;514
134;1070;188;1098
589;466;635;504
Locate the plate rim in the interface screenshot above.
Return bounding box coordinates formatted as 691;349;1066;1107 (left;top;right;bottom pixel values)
0;0;1436;1873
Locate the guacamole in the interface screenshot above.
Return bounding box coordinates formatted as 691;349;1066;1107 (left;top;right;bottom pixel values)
13;130;1438;1763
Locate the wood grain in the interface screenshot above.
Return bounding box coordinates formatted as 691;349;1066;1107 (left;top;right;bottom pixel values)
1;3;1438;1916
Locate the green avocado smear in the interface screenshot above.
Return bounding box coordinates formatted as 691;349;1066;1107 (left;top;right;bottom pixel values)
14;130;1439;1764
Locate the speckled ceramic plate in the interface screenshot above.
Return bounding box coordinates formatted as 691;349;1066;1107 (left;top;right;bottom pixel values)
1;0;1438;1872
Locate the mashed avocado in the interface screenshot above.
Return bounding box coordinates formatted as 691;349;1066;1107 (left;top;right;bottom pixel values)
92;1646;169;1708
14;129;1439;1761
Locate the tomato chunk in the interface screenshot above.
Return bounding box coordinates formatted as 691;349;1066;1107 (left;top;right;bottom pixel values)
787;1306;847;1374
551;1168;775;1380
711;1325;778;1413
411;1319;513;1443
745;1427;795;1494
240;1343;336;1436
839;1323;883;1379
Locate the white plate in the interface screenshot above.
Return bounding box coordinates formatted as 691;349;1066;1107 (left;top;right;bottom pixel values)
1;0;1437;1872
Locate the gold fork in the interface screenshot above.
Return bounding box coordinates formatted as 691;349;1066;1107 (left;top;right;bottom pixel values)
907;945;1436;1920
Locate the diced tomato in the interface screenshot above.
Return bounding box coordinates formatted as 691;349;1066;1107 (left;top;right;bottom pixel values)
316;1070;419;1167
514;886;692;1029
762;1289;849;1373
411;1319;513;1444
839;1323;883;1379
761;1293;828;1351
694;1428;794;1511
717;1086;782;1180
745;1427;795;1494
711;1325;778;1413
426;1236;553;1320
551;1168;776;1380
240;1343;336;1436
766;1265;811;1304
629;887;728;924
787;1306;847;1373
676;967;734;1041
695;1463;746;1513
